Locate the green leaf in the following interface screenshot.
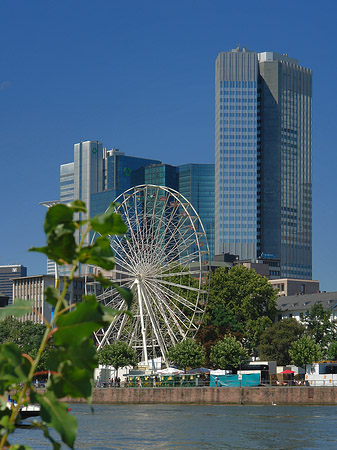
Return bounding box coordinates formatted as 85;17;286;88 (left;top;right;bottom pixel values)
8;446;34;450
44;204;74;234
30;227;77;264
89;204;127;236
68;199;87;213
112;284;133;309
39;422;62;450
0;299;33;320
0;343;31;391
48;363;93;401
46;339;97;401
48;339;98;373
0;406;13;432
92;272;114;289
31;391;77;449
92;274;133;308
44;286;65;308
78;236;115;270
54;296;112;347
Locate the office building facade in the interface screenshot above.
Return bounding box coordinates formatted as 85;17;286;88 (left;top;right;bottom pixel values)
57;143;215;274
0;264;27;304
179;164;215;259
215;47;312;279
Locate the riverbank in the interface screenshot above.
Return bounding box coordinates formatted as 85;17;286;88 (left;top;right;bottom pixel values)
59;386;337;405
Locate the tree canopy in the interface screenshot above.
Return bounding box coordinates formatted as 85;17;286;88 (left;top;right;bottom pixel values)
210;335;248;371
302;303;337;350
289;336;323;368
98;341;137;371
167;338;205;372
0;317;52;372
200;265;277;351
259;318;305;365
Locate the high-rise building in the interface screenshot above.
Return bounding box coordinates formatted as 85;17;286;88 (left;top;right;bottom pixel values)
56;143;215;274
215;47;312;279
178;164;215;259
0;264;27;304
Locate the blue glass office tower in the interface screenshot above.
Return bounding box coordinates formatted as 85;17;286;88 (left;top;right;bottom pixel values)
215;47;312;279
178;164;215;259
90;149;161;217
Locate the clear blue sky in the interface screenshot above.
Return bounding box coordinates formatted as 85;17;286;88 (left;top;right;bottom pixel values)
0;0;336;291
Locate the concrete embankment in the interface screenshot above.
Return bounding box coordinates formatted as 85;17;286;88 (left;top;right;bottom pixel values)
61;387;337;405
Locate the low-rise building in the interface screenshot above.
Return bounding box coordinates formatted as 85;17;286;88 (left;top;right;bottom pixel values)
270;278;320;296
276;291;337;322
306;361;337;386
13;275;86;324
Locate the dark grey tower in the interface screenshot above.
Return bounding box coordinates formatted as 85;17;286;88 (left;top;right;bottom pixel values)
259;52;312;279
215;48;312;279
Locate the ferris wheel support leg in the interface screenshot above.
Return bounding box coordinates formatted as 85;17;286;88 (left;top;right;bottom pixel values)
136;279;149;366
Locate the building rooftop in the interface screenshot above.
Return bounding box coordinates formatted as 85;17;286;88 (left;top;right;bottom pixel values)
277;291;337;313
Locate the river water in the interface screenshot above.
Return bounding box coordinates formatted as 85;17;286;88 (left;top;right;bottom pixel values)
12;403;337;449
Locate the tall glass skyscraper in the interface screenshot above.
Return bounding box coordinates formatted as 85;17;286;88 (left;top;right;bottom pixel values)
179;164;215;259
215;47;312;279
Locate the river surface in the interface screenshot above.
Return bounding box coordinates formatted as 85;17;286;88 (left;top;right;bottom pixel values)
12;403;337;449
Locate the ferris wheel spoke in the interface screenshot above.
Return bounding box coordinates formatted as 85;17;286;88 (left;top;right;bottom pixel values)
157;219;199;265
96;300;127;350
139;282;169;364
151;194;180;249
120;201;144;258
149;281;195;331
111;235;138;273
142;280;179;345
143;279;185;341
154;280;204;315
155;278;207;295
156;212;190;255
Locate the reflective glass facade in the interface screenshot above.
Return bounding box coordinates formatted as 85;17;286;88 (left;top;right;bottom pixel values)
215;48;312;279
215;49;260;261
60;162;74;203
144;164;178;190
178;164;215;259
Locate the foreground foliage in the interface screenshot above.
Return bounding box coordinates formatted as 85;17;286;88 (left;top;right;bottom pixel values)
0;200;132;449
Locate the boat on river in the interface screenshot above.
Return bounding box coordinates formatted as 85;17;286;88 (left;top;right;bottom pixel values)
6;399;40;420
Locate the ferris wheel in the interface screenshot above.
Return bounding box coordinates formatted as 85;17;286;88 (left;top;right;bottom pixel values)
92;185;210;366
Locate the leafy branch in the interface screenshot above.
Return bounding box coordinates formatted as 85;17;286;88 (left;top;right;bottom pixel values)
0;200;132;449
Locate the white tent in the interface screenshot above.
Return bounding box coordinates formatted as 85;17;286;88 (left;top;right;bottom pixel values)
157;367;184;375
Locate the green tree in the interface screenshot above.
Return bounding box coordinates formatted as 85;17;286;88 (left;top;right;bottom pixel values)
0;318;53;373
259;318;305;365
202;266;277;350
289;335;323;369
98;341;137;372
302;303;337;350
326;342;337;360
210;335;248;371
0;200;132;449
167;338;206;372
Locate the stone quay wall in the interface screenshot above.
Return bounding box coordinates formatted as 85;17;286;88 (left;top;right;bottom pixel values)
61;387;337;405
